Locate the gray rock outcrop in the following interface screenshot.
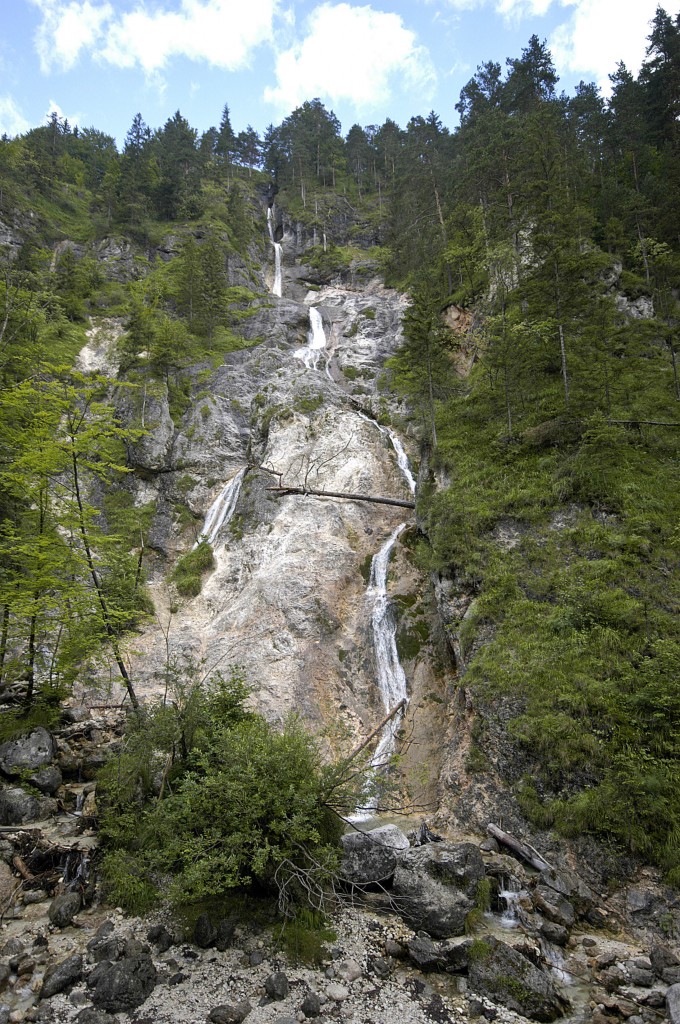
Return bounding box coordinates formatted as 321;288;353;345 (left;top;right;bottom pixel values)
392;842;485;938
0;728;55;774
40;953;83;999
340;824;410;884
0;787;57;825
89;952;157;1013
468;937;567;1021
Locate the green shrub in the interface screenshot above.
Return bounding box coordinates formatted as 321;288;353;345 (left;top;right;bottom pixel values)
98;667;358;916
171;541;214;596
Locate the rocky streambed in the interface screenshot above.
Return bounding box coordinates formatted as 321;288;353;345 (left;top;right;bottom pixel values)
0;792;678;1024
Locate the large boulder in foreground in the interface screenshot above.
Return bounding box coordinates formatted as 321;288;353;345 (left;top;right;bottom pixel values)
468;937;568;1022
340;825;410;884
392;842;485;938
89;953;157;1013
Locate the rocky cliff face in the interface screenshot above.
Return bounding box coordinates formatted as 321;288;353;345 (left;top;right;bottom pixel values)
91;226;447;805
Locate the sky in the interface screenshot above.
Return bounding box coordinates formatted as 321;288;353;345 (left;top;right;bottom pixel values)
0;0;674;147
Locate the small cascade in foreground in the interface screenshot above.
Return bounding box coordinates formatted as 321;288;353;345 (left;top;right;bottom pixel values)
267;208;282;297
354;523;408;819
497;876;525;928
195;467;247;548
294;307;329;374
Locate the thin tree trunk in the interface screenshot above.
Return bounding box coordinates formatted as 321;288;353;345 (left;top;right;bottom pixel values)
0;604;8;689
668;336;680;400
558;322;570;407
70;450;139;710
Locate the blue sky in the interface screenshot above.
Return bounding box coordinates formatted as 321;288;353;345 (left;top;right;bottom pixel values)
0;0;673;147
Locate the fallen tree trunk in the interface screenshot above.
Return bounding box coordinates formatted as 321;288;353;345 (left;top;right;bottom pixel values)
347;699;408;762
487;823;553;872
266;485;415;510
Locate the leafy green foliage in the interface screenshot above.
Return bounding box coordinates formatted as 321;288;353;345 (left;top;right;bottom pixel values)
99;668;350;915
171;541;215;596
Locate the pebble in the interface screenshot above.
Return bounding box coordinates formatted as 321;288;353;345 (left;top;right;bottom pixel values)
326;983;350;1002
337;959;362;983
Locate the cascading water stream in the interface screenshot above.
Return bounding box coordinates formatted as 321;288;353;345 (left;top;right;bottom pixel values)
294;307;331;377
358;412;417;495
194;467;247;548
354;523;409;820
267;208;282;298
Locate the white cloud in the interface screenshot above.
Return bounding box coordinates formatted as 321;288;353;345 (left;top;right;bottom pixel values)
29;0;277;75
496;0;553;16
46;99;81;128
550;0;661;93
263;2;435;112
101;0;277;73
30;0;113;72
0;96;31;138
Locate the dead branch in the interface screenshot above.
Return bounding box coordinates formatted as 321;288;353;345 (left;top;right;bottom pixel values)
487;823;553;872
266;484;415;510
12;855;32;880
345;700;407;762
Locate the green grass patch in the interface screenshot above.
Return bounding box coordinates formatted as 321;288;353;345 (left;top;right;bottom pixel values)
171;541;215;596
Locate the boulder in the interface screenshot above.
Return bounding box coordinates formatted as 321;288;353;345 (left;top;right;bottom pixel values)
468;937;568;1022
392;842;485;938
336;958;362;983
300;991;322;1017
650;942;680;976
0;786;57;825
340;824;410;884
532;885;575;929
208;1001;252;1024
666;984;680;1024
194;912;216;948
407;935;471;973
0;728;55;774
40;953;83;999
539;920;569;947
75;1009;115;1024
89;953;157;1012
147;923;174;953
48;891;82;928
265;972;290;1000
28;766;62;795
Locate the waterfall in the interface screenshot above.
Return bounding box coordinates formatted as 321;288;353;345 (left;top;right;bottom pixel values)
358;413;417;495
267;208;282;297
195;468;246;548
294;307;329;374
498;876;525;928
354;523;408;819
387;430;417;494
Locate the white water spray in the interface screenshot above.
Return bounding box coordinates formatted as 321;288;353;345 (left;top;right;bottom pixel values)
355;523;408;819
195;468;247;548
294;307;329;373
267;208;282;297
358;413;417;495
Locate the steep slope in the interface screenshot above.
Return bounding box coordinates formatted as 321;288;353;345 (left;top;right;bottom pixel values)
96;221;447;809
